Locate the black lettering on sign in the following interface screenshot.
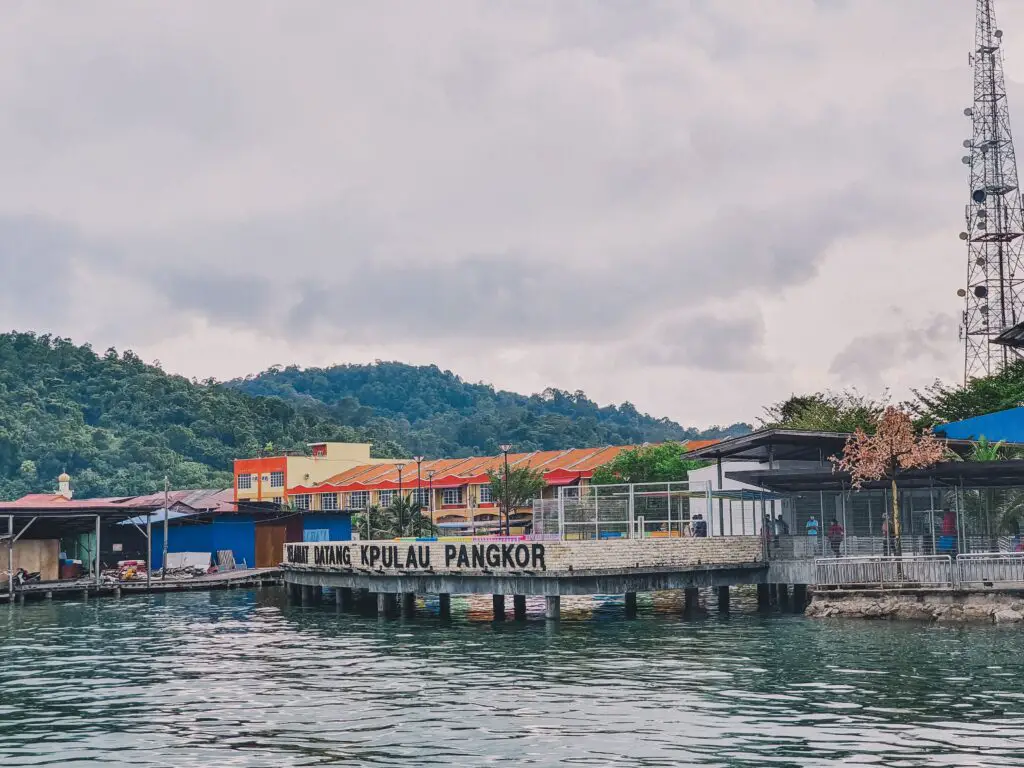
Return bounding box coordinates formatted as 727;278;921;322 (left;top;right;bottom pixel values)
501;544;515;568
532;544;546;571
456;545;470;568
471;545;485;568
418;546;430;568
405;545;418;569
485;544;501;568
313;546;323;566
514;544;530;568
287;545;309;564
444;545;457;567
367;545;381;568
341;546;352;567
381;546;394;569
360;545;369;566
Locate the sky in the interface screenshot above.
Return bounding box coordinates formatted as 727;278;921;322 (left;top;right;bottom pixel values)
0;0;1015;428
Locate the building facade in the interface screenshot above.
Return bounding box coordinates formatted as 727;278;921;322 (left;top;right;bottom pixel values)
235;442;718;534
233;442;394;506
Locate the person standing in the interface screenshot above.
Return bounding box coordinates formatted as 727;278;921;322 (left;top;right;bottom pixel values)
827;518;845;557
805;515;819;537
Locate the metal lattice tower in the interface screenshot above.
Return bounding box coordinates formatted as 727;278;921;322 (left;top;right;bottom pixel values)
960;0;1024;381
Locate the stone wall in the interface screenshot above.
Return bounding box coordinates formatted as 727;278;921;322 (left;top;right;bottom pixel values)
807;590;1024;624
283;536;763;576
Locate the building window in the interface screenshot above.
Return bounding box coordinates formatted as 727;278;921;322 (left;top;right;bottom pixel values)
272;497;283;505
292;494;311;510
478;485;493;504
269;471;284;488
443;487;464;505
562;487;579;499
378;490;395;507
237;474;253;490
320;493;338;511
413;488;431;506
349;491;369;509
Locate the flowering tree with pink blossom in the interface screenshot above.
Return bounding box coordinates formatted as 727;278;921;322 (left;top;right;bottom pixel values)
832;407;948;555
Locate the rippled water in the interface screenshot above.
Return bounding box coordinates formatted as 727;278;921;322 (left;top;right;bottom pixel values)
1;588;1023;767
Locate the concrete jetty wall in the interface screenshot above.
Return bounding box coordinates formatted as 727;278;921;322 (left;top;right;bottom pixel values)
283;536;764;576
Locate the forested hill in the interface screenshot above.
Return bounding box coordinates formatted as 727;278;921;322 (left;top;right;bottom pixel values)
0;333;400;500
231;362;751;457
0;333;749;501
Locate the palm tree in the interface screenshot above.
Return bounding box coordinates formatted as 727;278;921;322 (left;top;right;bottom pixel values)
352;498;439;539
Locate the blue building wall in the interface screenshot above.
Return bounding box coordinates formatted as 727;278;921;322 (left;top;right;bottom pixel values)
212;515;256;568
149;523;213;571
148;515;257;570
935;406;1024;443
303;514;352;542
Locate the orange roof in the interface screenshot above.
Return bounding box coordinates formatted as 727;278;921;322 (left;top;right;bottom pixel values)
315;440;717;491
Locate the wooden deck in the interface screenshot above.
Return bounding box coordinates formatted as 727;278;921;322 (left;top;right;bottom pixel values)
2;568;283;602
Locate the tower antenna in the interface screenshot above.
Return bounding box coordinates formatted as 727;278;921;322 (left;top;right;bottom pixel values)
960;0;1024;382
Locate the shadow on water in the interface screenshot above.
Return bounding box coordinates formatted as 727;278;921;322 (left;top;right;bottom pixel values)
1;587;1023;767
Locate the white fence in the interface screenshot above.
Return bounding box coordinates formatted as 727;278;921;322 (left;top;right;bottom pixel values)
816;552;1024;589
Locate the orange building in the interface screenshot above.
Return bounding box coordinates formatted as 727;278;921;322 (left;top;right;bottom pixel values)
233;442;395;506
238;441;718;534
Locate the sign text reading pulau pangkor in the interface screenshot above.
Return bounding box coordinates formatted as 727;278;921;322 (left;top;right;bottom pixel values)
286;542;547;571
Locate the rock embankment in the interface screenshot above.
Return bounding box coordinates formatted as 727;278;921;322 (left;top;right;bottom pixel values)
806;592;1024;623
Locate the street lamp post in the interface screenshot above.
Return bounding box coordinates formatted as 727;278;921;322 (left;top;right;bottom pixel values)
395;462;406;537
499;444;512;536
427;469;436;530
413;456;424;536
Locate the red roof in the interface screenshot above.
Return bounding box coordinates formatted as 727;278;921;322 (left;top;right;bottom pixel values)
290;440;718;494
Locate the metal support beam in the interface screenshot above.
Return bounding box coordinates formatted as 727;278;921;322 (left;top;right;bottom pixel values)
95;515;101;587
12;518;37;543
7;515;12;597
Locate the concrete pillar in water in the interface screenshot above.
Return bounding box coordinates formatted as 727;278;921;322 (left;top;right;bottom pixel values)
544;595;560;621
768;583;779;605
778;583;791;611
301;585;316;605
492;594;506;621
402;593;416;618
337;589;354;614
45;591;53;600
717;585;730;614
625;592;638;618
438;593;451;620
377;593;388;617
358;588;373;615
683;587;700;615
756;583;771;609
513;594;527;621
791;584;808;613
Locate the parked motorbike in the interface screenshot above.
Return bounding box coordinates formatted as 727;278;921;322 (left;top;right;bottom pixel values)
14;569;40;585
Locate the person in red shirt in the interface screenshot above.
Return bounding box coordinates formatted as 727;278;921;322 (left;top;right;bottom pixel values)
827;519;845;557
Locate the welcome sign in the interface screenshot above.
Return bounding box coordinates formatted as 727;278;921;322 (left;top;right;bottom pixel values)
286;541;548;572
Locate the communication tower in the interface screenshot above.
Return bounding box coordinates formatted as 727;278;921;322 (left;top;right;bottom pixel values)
959;0;1024;381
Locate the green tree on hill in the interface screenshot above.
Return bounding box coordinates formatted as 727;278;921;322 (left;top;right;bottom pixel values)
590;442;705;484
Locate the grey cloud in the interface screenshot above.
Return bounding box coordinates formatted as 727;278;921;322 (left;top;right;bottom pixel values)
0;1;996;421
631;311;768;372
829;314;958;387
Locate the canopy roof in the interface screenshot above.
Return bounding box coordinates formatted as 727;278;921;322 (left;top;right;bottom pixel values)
683;428;1004;464
728;459;1024;493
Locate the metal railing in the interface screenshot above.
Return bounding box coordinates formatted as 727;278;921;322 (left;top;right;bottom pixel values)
815;555;954;589
956;552;1024;587
532;481;713;540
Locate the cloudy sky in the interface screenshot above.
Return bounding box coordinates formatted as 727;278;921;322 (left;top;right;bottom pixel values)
0;1;1012;427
